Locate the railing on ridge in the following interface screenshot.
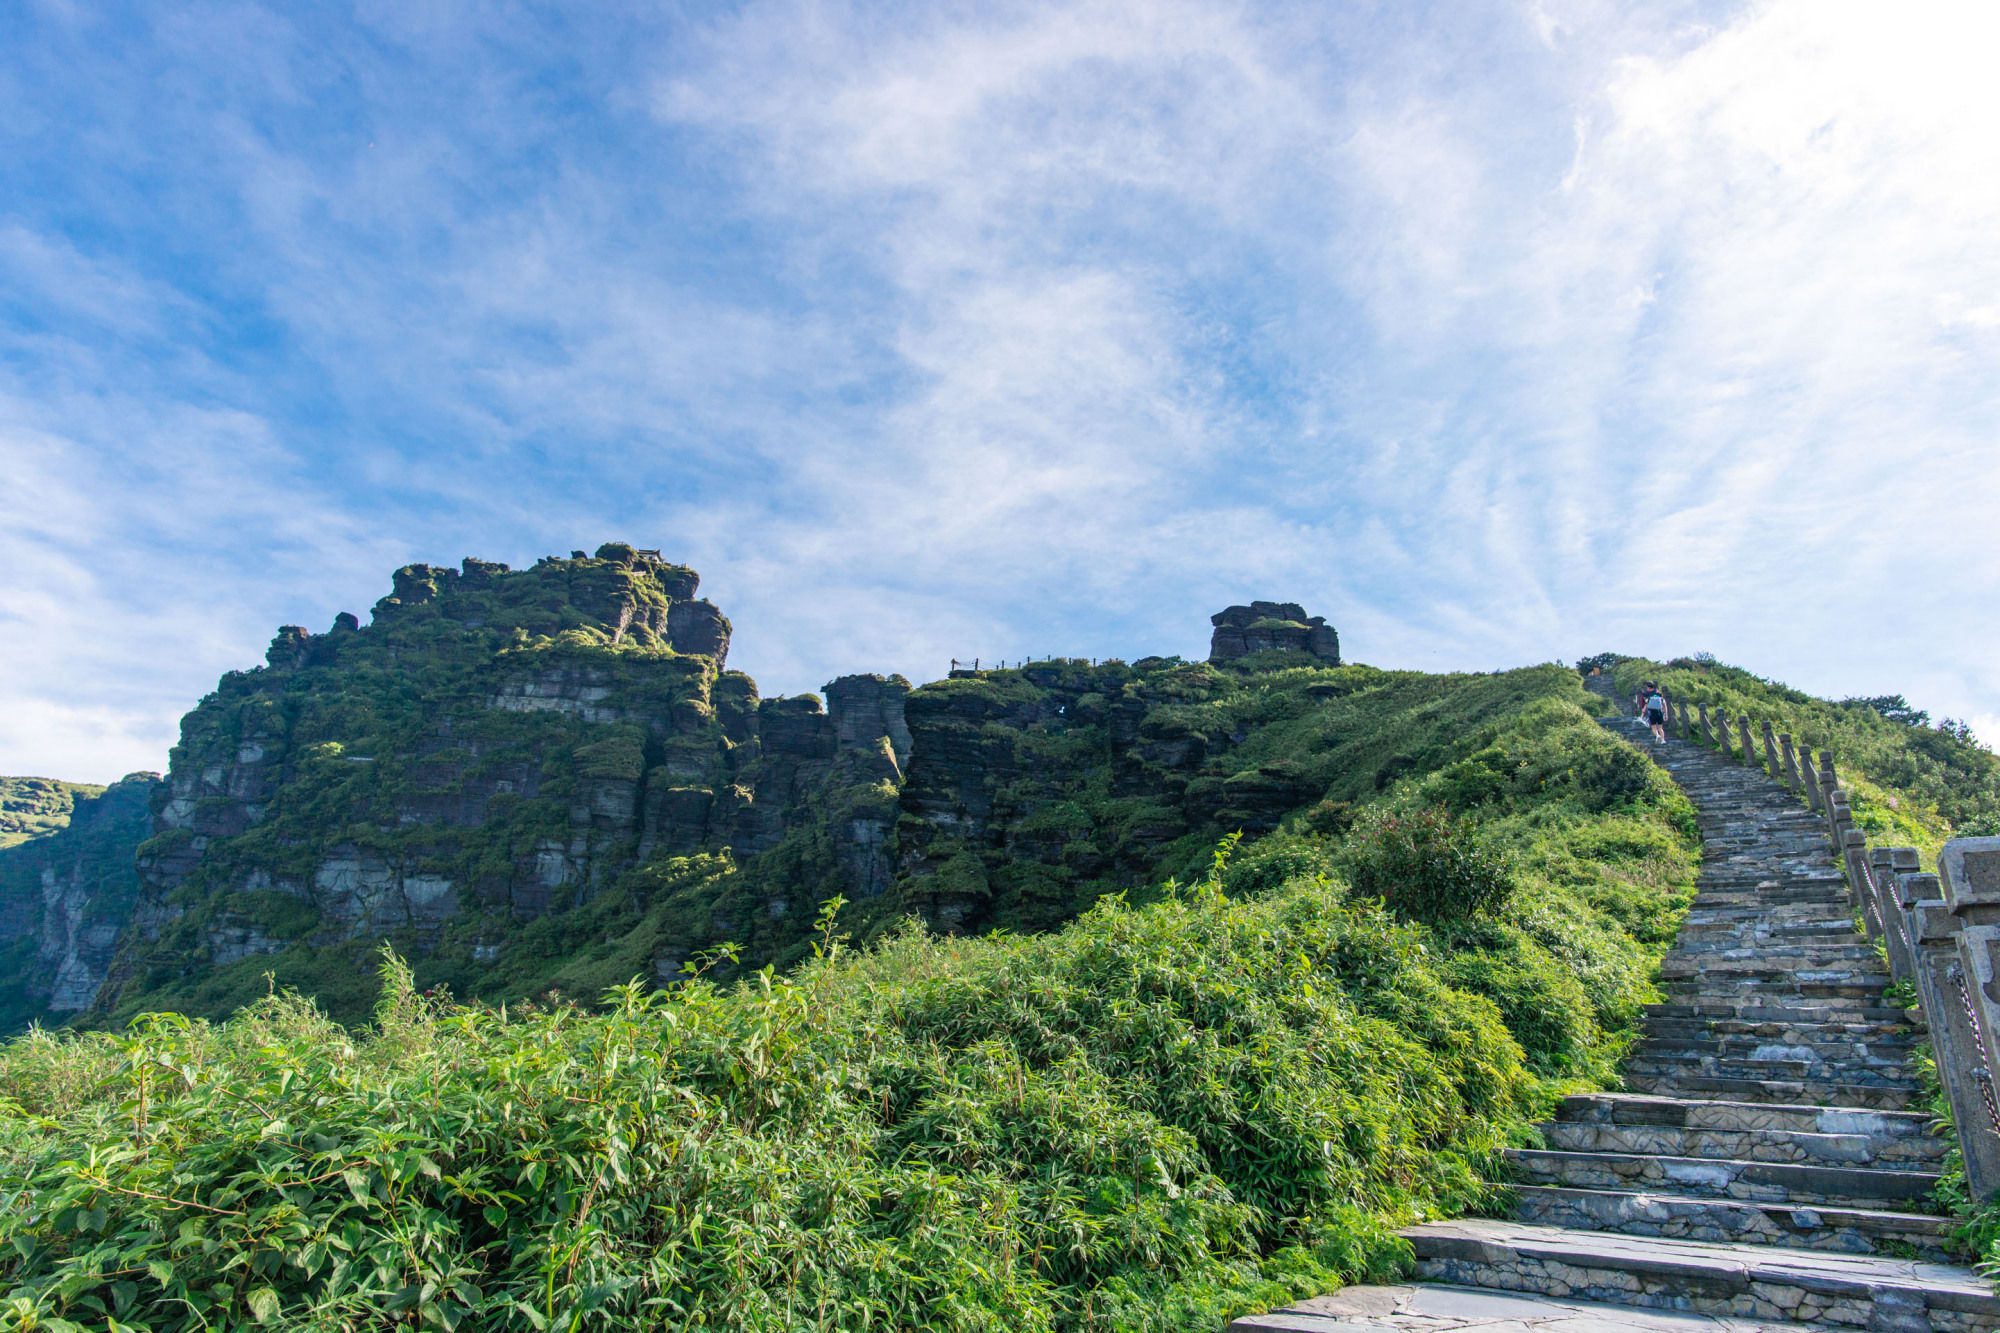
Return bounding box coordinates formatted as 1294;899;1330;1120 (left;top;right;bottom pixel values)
1627;685;2000;1202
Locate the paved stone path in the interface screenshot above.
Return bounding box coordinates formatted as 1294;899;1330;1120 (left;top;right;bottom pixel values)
1234;685;2000;1332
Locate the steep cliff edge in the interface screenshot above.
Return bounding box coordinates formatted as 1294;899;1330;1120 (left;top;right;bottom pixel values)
880;649;1570;938
85;546;907;1025
0;773;159;1030
0;776;106;850
17;565;1388;1029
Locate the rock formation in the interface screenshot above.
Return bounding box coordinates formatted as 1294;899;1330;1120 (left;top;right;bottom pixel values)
72;549;925;1027
1208;602;1340;664
7;569;1372;1029
0;773;159;1030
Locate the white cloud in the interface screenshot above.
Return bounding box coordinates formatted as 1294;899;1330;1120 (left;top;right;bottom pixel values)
5;0;1999;782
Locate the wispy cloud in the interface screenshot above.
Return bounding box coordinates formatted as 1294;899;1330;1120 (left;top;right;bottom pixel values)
2;0;1996;782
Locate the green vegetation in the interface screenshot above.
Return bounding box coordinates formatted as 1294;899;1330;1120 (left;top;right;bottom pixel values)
0;652;1703;1330
1337;808;1514;924
0;777;158;1035
0;779;105;852
1609;657;2000;857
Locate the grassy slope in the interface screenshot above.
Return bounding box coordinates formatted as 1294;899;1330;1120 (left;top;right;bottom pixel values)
0;778;105;852
1611;656;2000;860
0;671;1700;1332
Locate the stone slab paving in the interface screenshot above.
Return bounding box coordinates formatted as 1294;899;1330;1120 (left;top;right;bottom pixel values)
1229;681;1999;1331
1229;1283;1816;1332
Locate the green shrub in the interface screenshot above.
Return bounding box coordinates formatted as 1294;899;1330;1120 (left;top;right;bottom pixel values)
0;881;1537;1333
1338;808;1514;923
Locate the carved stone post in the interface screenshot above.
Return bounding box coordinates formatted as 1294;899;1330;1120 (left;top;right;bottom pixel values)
1761;720;1781;781
1779;734;1802;793
1870;848;1921;981
1819;750;1838;802
1697;704;1715;748
1848;844;1912;940
1736;715;1755;768
1906;866;2000;1203
1800;750;1824;814
1839;828;1870;912
1824;790;1854;858
1940;838;2000;1203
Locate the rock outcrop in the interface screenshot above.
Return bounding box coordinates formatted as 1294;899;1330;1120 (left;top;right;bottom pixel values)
12;574;1380;1028
0;773;159;1030
1208;602;1340;664
77;550;924;1026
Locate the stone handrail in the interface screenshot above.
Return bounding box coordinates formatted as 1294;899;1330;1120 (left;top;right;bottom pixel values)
1639;689;2000;1201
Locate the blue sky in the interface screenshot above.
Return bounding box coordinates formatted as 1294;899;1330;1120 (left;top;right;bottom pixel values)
4;0;1998;784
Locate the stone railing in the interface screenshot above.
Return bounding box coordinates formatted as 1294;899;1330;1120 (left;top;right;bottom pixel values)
1649;691;2000;1202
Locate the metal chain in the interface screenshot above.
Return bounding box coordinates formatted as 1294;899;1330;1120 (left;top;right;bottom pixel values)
1951;970;2000;1133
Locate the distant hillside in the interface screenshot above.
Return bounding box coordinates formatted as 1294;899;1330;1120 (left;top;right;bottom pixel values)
0;776;105;850
0;773;157;1032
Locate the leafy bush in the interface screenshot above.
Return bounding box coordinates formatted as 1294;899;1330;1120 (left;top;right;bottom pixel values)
0;881;1538;1333
1337;808;1514;923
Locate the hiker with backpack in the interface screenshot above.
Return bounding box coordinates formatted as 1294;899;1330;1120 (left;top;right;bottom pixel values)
1642;681;1668;744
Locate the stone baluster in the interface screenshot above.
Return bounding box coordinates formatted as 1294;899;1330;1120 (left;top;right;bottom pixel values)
1779;734;1802;793
1944;840;2000;1200
1869;847;1921;980
1736;715;1756;769
1824;790;1854;861
1880;844;1928;980
1800;748;1825;814
1697;704;1715;748
1761;720;1782;781
1839;828;1870;912
1712;707;1732;758
1905;862;2000;1203
1819;750;1838;806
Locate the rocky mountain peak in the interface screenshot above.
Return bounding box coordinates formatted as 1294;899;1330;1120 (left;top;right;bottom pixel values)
1208;602;1340;665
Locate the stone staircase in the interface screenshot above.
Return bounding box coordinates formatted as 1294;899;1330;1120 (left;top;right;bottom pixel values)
1234;681;2000;1332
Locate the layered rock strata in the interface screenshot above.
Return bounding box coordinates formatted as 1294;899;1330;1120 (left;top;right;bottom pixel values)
1208;602;1340;664
87;547;911;1024
0;773;159;1030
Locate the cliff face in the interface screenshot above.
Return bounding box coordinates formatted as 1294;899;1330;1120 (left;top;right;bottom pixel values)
11;556;1382;1029
90;546;909;1025
0;773;159;1030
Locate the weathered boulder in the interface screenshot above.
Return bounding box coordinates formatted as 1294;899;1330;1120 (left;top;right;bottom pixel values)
1208;601;1340;664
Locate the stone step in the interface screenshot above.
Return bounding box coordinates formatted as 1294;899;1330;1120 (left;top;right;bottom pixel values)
1538;1119;1949;1167
1624;1072;1921;1110
1622;1055;1920;1091
1232;1282;1850;1332
1502;1147;1939;1208
1508;1185;1955;1260
1642;1016;1918;1043
1404;1218;1998;1330
1677;923;1864;943
1554;1093;1937;1136
1632;1035;1920;1072
1661;978;1889;1003
1646;1000;1914;1025
1656;940;1872;960
1660;951;1887;977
